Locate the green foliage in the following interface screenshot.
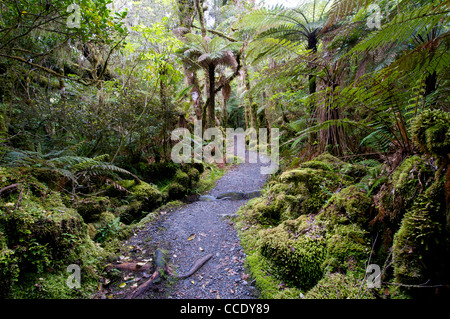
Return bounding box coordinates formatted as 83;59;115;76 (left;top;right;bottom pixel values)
95;217;124;244
411;109;450;158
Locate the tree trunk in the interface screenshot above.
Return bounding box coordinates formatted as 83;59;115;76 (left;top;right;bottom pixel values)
207;65;216;128
243;60;254;129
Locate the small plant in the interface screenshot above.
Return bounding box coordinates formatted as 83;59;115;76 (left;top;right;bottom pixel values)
95;217;123;244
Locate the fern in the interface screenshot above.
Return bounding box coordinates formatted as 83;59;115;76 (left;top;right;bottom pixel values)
1;150;138;189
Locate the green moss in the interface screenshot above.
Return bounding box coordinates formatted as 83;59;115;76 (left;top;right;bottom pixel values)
319;185;372;227
114;201;144;224
0;188;110;298
258;215;326;290
167;182;187;200
75;196;110;223
298;160;333;171
411;109;450;157
9;269;98;299
305;273;374;299
245;250;303;299
314;152;345;168
173;169;190;188
392;175;447;286
129;181;162;210
278;164;347;218
0;232;19;298
377;156;434;223
187;167;200;187
322;224;370;275
391;156;432;197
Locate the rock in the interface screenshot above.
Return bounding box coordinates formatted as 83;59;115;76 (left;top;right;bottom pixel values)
244;190;261;199
216;192;245;200
199;195;216;201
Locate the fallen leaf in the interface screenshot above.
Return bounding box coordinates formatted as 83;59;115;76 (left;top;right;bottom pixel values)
119;283;126;288
187;234;196;241
199;247;204;252
191;280;195;285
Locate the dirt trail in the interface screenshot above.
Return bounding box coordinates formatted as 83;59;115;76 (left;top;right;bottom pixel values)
113;137;271;299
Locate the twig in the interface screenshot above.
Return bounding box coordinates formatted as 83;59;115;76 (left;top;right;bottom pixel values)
0;183;19;195
382;280;444;289
14;186;23;210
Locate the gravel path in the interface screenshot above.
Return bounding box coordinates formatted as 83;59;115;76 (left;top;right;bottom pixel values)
116;139;271;299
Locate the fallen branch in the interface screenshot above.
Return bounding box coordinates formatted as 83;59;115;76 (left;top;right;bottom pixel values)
114;262;152;272
177;253;213;279
126;249;167;299
125;250;213;299
0;183;19;195
126;267;161;299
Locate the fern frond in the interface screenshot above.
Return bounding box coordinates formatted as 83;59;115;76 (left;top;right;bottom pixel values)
348;0;449;54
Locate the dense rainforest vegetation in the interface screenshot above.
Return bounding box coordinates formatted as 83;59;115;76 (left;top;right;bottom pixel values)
0;0;449;299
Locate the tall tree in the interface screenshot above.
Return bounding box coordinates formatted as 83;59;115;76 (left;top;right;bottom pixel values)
178;33;241;128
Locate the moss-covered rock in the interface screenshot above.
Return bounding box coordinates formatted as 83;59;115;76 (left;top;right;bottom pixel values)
114;201;144;224
136;161;180;183
0;188;108;298
129;181;162;210
375;156;434;225
245;250;303;299
392;174;447;286
107;179;162;215
305;273;374;299
75;196;110;223
276;163;348;218
167;182;187;200
258;215;326;290
173;169;190;188
411;109;450;157
322;224;370;275
318;185;372;227
187;167;200;188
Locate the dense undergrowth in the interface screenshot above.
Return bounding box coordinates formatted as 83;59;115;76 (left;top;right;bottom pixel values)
1;0;449;300
0;155;224;298
236;110;450;299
